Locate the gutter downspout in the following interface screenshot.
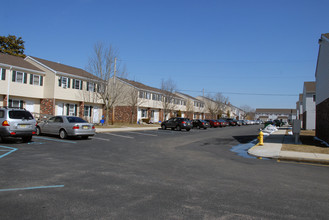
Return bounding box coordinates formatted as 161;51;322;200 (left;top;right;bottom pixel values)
7;66;12;107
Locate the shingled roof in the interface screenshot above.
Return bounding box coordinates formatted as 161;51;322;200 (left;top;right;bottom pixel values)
256;108;297;114
27;56;99;80
0;53;43;72
304;81;316;93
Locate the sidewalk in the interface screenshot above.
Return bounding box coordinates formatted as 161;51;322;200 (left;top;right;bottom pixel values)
96;126;160;133
248;128;329;164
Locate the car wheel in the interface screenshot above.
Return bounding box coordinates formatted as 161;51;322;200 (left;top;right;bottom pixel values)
161;124;166;130
22;135;32;143
36;126;41;136
176;125;181;131
197;125;200;129
204;127;207;130
59;129;67;139
81;136;89;140
186;128;190;131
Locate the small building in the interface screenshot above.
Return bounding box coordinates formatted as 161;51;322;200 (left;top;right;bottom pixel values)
255;108;297;123
302;82;316;130
315;33;329;143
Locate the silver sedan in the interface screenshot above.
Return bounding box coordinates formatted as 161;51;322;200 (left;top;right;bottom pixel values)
36;116;95;139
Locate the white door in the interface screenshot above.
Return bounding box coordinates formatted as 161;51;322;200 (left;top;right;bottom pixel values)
25;101;34;112
154;110;159;123
57;103;64;115
93;106;99;123
137;108;142;122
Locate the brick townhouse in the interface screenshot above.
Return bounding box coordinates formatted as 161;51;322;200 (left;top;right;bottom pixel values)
315;33;329;143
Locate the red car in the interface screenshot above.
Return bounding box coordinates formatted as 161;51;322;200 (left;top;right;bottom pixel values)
205;119;220;128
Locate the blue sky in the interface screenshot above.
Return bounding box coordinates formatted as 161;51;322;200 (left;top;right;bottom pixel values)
1;0;328;109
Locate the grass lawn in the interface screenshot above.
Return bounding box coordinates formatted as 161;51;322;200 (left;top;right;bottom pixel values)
281;130;329;154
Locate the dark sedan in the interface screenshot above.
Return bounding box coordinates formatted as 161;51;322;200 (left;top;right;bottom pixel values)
192;119;210;129
205;119;220;128
161;117;192;131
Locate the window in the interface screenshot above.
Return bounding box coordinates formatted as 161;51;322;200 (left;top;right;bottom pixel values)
87;82;96;92
65;104;77;116
141;109;147;118
1;68;5;80
313;95;316;102
84;106;93;117
0;110;4;118
58;76;70;88
29;74;43;86
72;79;82;90
8;99;24;108
69;104;76;116
12;71;27;83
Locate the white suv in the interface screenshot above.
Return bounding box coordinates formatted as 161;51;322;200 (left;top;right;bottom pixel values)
0;107;36;142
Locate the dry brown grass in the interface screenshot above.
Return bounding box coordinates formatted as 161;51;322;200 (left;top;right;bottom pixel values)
282;129;329;154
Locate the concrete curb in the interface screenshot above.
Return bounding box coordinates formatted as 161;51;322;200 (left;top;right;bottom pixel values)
96;127;160;133
278;156;329;165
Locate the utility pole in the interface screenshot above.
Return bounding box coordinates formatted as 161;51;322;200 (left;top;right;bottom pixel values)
202;88;204;97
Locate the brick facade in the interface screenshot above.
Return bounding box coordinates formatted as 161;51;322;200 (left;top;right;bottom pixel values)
3;95;7;107
108;106;137;123
316;98;329;144
79;102;84;118
40;99;54;115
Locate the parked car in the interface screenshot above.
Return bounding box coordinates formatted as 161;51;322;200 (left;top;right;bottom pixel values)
161;117;192;131
204;119;220;128
192;119;210;129
216;119;227;127
36;116;95;139
0;107;36;142
225;118;237;126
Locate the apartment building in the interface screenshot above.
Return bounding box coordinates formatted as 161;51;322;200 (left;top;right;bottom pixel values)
255;108;297;123
302;81;316;130
175;92;205;119
0;53;103;123
109;77;190;123
315;33;329;143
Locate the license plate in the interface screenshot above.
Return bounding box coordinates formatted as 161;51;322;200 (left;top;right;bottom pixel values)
19;125;28;128
82;126;89;129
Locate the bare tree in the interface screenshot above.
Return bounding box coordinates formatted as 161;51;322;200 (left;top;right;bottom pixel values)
213;92;228;118
185;98;194;119
161;79;177;120
87;42;126;125
240;105;255;119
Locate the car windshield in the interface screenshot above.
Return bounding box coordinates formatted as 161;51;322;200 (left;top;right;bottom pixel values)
9;110;34;120
67;117;87;123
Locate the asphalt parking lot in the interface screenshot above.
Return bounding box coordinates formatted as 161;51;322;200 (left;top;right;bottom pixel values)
1;125;329;219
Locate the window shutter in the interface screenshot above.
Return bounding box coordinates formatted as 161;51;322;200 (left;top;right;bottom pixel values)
68;78;71;88
58;77;62;87
86;82;89;91
72;79;75;88
30;74;33;84
19;100;24;109
80;81;83;90
89;106;93;117
66;104;69;115
12;71;16;82
23;73;27;84
74;104;77;116
93;83;96;92
40;76;43;86
1;69;5;80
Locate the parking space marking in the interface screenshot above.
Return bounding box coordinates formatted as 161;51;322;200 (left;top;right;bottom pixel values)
33;136;77;144
126;131;158;137
92;137;110;141
0;185;64;192
104;133;134;139
0;145;18;159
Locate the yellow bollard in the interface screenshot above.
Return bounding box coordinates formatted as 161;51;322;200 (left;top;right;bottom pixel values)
258;131;264;146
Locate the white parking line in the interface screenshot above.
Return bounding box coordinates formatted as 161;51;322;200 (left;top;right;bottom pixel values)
92;137;110;141
104;133;134;139
125;131;158;137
